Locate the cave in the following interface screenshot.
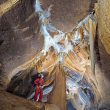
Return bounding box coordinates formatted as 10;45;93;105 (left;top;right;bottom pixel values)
0;0;110;110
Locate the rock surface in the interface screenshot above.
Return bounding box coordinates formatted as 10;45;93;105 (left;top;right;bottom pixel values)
0;0;96;74
94;0;110;107
0;87;44;110
0;0;43;74
3;0;110;110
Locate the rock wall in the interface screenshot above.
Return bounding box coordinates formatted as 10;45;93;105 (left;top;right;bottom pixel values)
0;0;103;110
94;0;110;108
42;0;90;32
0;0;97;86
0;0;43;74
0;0;97;75
96;0;110;54
0;88;44;110
48;65;66;110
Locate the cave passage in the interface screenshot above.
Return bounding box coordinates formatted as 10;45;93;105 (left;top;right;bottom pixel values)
6;0;98;110
7;65;96;110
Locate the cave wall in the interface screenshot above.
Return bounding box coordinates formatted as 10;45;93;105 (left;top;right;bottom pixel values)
0;0;97;85
0;0;103;110
0;89;43;110
94;0;110;107
42;0;90;32
0;0;43;74
0;0;97;73
96;0;110;54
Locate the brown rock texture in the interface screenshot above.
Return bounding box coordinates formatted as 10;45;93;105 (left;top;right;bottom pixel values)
0;0;97;75
95;0;110;54
1;0;105;110
0;88;44;110
42;0;90;32
94;0;110;107
0;0;43;74
48;65;66;110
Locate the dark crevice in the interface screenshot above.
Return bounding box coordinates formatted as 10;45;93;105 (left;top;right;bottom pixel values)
94;25;101;67
89;0;97;12
6;68;35;98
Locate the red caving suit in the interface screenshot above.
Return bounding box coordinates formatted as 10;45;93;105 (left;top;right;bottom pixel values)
34;78;44;102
